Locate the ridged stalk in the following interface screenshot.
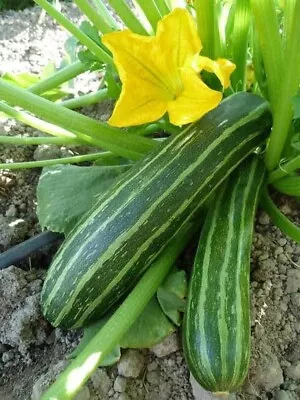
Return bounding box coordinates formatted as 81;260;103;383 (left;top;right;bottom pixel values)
154;0;170;16
265;0;300;171
74;0;114;33
0;78;155;160
0;136;79;146
0;152;110;170
60;89;109;109
107;0;149;35
91;0;119;30
0;102;77;140
134;0;162;31
28;61;88;96
194;0;222;59
33;0;113;64
230;0;251;91
250;0;283;112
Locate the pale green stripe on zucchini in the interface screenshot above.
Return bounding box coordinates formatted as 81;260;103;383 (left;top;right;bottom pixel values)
183;155;266;393
41;93;271;329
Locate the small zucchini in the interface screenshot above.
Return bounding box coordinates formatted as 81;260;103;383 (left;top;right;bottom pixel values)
183;155;266;393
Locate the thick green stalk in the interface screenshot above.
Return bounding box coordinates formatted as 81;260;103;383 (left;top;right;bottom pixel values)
107;0;149;35
60;89;110;109
265;0;300;170
74;0;114;33
40;223;194;400
283;0;296;51
155;0;170;16
230;0;251;91
0;135;79;146
0;152;113;170
134;0;162;31
194;0;221;59
0;79;155;160
91;0;119;30
268;155;300;183
261;187;300;243
28;61;88;96
33;0;113;65
250;0;283;111
0;102;77;139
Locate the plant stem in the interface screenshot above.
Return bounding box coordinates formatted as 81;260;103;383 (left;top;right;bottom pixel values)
33;0;113;65
74;0;114;34
107;0;149;35
134;0;162;31
268;155;300;183
155;0;170;16
265;0;300;171
28;61;88;96
41;223;194;400
0;102;78;139
261;187;300;243
194;0;221;59
91;0;119;30
283;0;296;51
60;89;110;109
230;0;251;91
0;78;156;160
0;152;115;170
250;0;283;112
0;135;79;146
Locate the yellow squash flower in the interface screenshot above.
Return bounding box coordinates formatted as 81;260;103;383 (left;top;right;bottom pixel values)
102;8;235;127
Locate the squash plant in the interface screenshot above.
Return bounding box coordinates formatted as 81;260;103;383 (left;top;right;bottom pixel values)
0;0;300;399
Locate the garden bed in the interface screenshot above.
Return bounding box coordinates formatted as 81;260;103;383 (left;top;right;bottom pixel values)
0;4;299;400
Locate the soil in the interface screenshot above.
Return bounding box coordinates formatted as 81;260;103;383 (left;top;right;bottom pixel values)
0;4;299;400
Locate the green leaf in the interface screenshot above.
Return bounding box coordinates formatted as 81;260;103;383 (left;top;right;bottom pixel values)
37;163;130;234
80;21;101;45
70;316;121;366
157;269;187;326
2;72;39;88
2;69;69;101
120;297;175;349
272;175;300;196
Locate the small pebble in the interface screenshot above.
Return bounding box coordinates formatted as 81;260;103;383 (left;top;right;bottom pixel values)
114;376;127;393
285;361;300;380
117;350;145;378
151;333;179;358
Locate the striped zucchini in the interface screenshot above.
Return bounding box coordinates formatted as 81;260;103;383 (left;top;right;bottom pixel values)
183;155;266;393
41;93;271;329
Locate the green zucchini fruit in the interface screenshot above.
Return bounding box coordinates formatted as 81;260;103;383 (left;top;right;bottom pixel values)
41;93;271;329
183;155;266;393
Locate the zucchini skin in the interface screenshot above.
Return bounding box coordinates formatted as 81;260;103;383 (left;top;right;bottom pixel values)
41;93;271;329
183;155;266;393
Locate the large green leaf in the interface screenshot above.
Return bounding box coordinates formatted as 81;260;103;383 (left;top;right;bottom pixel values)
37;164;130;234
2;63;70;101
120;297;175;349
157;268;187;326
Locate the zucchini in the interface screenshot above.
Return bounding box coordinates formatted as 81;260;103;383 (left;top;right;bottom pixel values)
41;93;271;329
183;155;266;393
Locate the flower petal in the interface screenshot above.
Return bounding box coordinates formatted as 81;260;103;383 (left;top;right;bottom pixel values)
102;30;171;126
156;8;202;69
167;68;222;126
193;56;236;89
